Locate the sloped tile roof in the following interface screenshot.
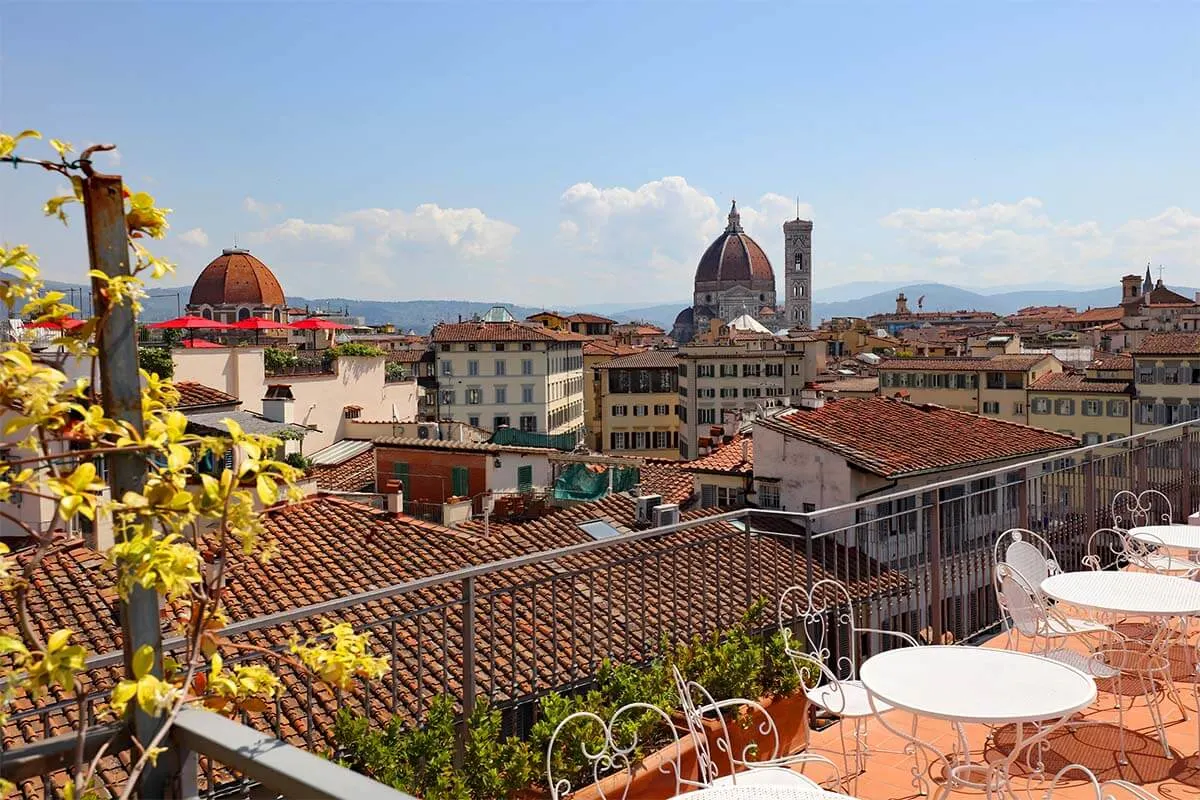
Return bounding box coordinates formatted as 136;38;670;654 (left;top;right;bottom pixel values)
583;341;644;358
1091;353;1133;371
1132;333;1200;356
759;397;1077;479
1027;373;1133;394
593;350;680;369
172;381;240;410
384;348;428;363
878;355;1049;372
431;322;588;343
311;449;377;493
567;313;617;325
1068;306;1124;324
374;437;556;454
638;459;695;504
681;435;753;475
1146;284;1195;306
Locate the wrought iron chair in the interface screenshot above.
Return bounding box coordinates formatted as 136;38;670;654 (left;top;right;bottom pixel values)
1042;763;1161;800
1082;527;1132;572
994;528;1063;588
671;667;842;790
778;578;920;786
546;701;685;800
993;562;1114;675
1111;489;1174;530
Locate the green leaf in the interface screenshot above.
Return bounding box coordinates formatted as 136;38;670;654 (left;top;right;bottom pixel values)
131;644;155;679
47;629;71;653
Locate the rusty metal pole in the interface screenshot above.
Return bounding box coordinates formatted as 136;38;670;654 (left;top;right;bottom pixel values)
82;168;170;798
927;491;943;643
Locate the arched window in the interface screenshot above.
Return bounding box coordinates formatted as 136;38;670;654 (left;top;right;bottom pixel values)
273;308;282;323
237;307;251;322
201;307;213;320
793;284;804;298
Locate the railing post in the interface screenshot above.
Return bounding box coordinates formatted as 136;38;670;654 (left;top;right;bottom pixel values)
743;517;753;611
1084;456;1097;539
456;576;477;768
82;167;170;796
803;515;815;599
928;490;943;643
1183;426;1194;516
1135;437;1148;494
1017;468;1030;530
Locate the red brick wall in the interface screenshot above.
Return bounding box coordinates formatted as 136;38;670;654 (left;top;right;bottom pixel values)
375;447;487;506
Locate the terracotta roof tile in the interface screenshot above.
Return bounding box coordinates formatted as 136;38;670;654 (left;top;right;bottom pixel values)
384;348;428;363
567;313;617;325
583;341;644;357
638;459;695;504
431;322;587;343
759;397;1077;478
171;381;240;410
1091;353;1133;370
1027;373;1133;394
1132;332;1200;356
1068;306;1124;324
311;449;376;492
681;435;753;475
593;350;680;369
374;437;556;454
878;355;1049;372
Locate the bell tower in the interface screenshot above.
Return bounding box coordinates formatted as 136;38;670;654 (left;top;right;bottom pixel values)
783;214;813;329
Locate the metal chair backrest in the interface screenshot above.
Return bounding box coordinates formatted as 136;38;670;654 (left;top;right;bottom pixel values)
995;562;1046;638
1082;527;1130;571
994;528;1061;586
779;578;858;688
1043;763;1161;800
1111;489;1174;530
546;701;682;799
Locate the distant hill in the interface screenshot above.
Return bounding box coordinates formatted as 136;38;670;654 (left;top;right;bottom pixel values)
35;279;1199;334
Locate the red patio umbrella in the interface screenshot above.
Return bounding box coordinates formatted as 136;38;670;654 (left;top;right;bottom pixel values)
146;315;232;346
289;318;352;350
232;316;290;344
25;317;85;331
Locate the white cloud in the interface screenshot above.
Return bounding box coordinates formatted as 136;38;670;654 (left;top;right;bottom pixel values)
177;227;209;247
243;196;284;220
556;177;812;302
239;203;519;297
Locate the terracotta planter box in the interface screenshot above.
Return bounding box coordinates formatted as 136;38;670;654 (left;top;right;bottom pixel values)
528;692;810;800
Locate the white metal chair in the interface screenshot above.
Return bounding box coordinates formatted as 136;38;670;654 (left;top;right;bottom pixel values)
993;562;1114;675
1042;763;1161;800
671;667;842;790
994;528;1063;587
546;700;685;800
778;578;920;784
1111;489;1174;530
1082;527;1132;572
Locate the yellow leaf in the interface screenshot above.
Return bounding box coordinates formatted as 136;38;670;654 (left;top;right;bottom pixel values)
255;474;276;506
110;680;137;715
47;629;71;653
131;644;155;679
49;139;73;158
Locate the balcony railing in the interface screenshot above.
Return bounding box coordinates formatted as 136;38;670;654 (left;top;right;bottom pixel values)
3;421;1197;797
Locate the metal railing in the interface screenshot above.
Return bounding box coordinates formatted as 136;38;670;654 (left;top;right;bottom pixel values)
2;421;1197;797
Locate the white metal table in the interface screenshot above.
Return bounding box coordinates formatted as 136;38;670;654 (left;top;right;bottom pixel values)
1131;524;1200;552
1040;571;1200;618
859;645;1096;799
679;789;852;800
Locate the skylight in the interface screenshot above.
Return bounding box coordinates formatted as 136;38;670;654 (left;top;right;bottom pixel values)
578;520;621;540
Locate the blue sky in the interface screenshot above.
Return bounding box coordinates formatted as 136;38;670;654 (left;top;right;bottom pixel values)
2;2;1198;306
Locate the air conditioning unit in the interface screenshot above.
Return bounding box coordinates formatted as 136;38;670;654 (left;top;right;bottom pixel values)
652;503;680;528
416;424;433;440
635;494;663;525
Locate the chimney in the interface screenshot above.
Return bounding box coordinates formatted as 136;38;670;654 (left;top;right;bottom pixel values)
740;437;749;463
262;384;295;423
798;382;826;410
384;479;404;514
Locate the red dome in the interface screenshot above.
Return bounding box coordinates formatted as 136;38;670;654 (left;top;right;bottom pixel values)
189;249;285;307
694;202;774;285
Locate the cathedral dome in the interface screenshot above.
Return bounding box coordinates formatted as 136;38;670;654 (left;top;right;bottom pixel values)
694;201;775;286
189;248;286;307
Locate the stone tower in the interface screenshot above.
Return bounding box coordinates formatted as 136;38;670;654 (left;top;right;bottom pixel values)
783;216;813;328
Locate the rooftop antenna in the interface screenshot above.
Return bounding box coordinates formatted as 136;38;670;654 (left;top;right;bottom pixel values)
233;232;239;248
796;196;800;219
1158;264;1165;282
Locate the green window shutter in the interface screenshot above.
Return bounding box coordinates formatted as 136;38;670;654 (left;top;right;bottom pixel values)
517;465;533;492
452;466;469;497
392;461;410;494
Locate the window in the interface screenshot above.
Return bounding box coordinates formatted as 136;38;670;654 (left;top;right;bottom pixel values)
1082;432;1102;445
720;387;738;398
494;386;507;404
495;359;506;376
612;405;628;416
1013;402;1024;415
519;415;537;432
468;416;480;428
697;364;715;378
391;461;410;495
758;483;780;509
521;359;534;375
467;360;479;376
343;406;362;420
465;387;482;405
494;343;506;351
632;431;649;450
1031;397;1051;414
720;364;738;378
982;401;1000;414
742;387;761;398
610;431;627;450
1081;399;1102;416
654;404;670;415
1163;365;1180;384
1137;365;1155;384
440;389;456;406
522;385;534;404
493;415;510;429
765;363;783;377
521;342;533;352
1054;398;1075;416
467;343;477;352
742;364;761;378
440;361;453;376
652;431;675;449
679;386;688;398
698;408;716;424
791;364;803;376
802;502;816;513
451;466;469;497
517;465;533;491
633;405;649;416
700;388;715;398
1107;399;1129;417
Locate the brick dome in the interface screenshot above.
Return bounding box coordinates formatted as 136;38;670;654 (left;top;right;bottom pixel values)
694;201;775;286
189;248;285;307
